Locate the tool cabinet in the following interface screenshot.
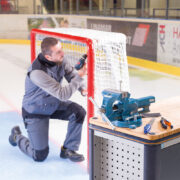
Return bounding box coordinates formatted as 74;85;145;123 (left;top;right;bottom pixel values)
89;97;180;180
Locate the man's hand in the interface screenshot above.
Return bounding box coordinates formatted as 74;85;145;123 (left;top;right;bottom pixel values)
77;63;87;77
81;89;88;96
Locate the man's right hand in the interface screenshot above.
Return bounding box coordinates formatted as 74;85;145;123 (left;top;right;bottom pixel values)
77;63;87;77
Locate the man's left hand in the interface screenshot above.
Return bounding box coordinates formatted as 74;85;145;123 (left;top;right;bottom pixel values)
81;89;88;96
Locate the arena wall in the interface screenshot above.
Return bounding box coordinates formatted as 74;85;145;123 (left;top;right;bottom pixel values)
0;14;180;75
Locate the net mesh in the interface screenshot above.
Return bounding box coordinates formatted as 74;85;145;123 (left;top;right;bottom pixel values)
34;28;130;112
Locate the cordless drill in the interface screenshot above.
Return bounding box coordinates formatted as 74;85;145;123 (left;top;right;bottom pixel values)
75;54;87;70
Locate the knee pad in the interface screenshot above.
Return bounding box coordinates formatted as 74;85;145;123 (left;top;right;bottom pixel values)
33;146;49;162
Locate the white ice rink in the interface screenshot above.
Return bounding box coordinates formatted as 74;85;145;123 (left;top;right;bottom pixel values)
0;43;180;180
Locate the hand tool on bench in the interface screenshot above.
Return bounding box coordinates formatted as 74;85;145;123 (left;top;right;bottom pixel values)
160;117;173;129
144;118;156;135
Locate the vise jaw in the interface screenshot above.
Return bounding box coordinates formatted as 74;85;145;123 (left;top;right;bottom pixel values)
101;89;155;129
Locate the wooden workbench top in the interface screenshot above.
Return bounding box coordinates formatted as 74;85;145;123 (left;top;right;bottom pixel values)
89;96;180;140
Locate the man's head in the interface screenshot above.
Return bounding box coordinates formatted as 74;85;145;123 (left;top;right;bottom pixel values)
41;37;64;63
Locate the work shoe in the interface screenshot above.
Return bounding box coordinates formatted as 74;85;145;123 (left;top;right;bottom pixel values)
9;126;22;146
60;146;85;162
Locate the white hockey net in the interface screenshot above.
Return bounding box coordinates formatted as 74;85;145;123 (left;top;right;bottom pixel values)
31;28;130;118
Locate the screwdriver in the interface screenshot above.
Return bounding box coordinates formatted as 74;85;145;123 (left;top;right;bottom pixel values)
144;118;155;135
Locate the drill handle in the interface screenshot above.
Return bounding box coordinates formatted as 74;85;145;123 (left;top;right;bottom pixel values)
75;54;87;70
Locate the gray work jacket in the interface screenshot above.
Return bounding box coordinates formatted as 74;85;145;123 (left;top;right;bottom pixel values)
22;53;84;116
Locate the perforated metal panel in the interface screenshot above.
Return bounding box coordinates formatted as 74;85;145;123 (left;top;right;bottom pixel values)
93;131;144;180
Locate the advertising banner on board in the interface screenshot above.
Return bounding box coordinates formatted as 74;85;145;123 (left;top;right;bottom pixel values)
87;19;158;61
28;16;87;32
158;23;180;67
27;16;87;40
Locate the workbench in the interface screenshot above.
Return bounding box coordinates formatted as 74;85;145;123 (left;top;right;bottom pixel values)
89;96;180;180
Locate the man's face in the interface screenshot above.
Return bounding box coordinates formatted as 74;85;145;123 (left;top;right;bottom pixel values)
45;42;64;63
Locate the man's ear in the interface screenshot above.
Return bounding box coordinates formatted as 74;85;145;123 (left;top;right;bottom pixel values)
44;54;52;61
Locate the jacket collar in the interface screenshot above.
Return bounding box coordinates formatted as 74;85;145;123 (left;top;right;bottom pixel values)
38;53;56;67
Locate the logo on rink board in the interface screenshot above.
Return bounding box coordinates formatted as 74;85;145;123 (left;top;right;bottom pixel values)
132;24;150;47
159;25;166;52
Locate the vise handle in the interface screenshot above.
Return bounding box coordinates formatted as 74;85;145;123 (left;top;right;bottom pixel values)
89;97;115;130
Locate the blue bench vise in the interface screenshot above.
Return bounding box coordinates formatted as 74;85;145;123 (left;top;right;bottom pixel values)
101;89;155;129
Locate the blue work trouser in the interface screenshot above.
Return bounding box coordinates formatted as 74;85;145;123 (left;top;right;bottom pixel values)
16;101;86;162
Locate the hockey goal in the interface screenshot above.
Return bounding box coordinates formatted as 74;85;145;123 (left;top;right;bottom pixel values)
31;28;130;121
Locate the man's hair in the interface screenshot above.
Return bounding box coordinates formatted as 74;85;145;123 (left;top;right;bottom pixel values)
41;37;59;56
